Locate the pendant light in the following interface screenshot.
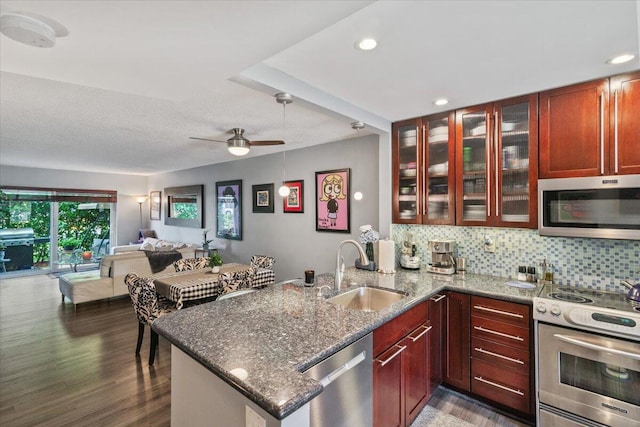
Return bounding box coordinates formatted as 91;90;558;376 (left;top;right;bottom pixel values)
278;151;290;197
351;121;365;201
276;93;293;197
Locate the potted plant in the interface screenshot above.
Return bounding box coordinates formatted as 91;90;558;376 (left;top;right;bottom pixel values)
60;238;82;252
208;250;223;273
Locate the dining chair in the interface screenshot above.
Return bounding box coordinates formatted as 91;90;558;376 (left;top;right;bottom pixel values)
124;272;176;365
250;255;275;270
173;257;209;272
218;267;256;296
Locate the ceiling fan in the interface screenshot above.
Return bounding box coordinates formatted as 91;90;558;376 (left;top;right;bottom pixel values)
190;128;285;156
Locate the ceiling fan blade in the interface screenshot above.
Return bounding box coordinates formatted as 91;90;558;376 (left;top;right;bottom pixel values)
249;140;285;146
189;136;227;143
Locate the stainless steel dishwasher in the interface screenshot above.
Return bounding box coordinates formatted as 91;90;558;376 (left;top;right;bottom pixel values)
303;333;372;427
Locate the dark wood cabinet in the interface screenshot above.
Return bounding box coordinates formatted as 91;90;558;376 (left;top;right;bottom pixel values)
373;302;430;427
374;341;405;427
392;118;423;224
428;293;446;396
423;112;456;225
609;72;640;175
443;292;470;391
470;296;533;415
540;71;640;178
392;113;456;225
455;94;538;228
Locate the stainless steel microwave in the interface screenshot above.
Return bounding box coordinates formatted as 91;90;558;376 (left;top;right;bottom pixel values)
538;175;640;240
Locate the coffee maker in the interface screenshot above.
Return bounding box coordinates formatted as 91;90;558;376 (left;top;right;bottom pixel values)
426;239;456;275
400;233;421;270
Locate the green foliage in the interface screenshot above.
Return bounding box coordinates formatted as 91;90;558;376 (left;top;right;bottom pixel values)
59;237;82;250
208;251;223;267
0;194;110;263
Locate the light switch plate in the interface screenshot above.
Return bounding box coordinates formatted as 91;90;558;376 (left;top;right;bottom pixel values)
246;405;266;427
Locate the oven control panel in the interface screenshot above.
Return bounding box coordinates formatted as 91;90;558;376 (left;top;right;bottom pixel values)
533;298;640;340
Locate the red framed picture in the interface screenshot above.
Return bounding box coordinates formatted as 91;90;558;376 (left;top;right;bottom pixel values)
282;180;304;213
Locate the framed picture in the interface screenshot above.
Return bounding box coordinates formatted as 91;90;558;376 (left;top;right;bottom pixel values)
315;168;350;233
252;183;274;213
149;191;161;220
282;180;304;213
216;180;242;240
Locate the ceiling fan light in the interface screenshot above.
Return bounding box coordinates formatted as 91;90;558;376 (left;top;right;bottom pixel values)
228;146;250;156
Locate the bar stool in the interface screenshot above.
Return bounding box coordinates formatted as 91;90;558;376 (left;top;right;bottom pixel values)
0;258;10;273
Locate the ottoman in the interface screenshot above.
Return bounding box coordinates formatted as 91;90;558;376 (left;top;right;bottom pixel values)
58;270;114;308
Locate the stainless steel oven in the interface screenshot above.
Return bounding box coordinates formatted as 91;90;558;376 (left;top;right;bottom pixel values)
537;323;639;427
534;284;640;426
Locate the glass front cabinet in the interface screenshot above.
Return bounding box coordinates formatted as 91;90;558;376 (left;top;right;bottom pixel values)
392;118;422;223
455;94;538;228
423;112;456;224
392;114;456;225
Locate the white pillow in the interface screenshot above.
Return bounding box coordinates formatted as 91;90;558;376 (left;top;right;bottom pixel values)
154;240;174;251
140;237;159;251
172;242;187;249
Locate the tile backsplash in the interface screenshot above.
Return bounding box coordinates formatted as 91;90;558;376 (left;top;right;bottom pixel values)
392;224;639;292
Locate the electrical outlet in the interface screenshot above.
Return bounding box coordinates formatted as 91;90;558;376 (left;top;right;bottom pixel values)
484;237;496;253
246;405;266;427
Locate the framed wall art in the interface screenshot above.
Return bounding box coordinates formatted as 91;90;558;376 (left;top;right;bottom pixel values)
282;180;304;213
149;191;161;220
252;183;274;213
216;179;242;240
315;168;350;233
165;185;204;228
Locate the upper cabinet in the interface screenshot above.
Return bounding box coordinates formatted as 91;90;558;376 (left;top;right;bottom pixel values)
455;94;538;228
423;112;456;225
392;118;423;224
539;71;640;178
392;114;456;225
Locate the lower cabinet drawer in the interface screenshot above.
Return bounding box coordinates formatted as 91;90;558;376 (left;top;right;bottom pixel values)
471;337;530;373
471;358;530;414
471;316;529;350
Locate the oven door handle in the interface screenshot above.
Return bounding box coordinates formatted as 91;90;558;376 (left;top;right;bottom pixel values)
554;334;640;360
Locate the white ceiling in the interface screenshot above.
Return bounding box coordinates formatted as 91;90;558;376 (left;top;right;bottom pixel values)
1;1;639;176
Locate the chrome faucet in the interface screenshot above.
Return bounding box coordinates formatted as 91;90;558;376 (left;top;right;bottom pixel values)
335;239;370;290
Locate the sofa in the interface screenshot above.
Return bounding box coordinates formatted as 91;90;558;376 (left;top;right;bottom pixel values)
58;239;196;307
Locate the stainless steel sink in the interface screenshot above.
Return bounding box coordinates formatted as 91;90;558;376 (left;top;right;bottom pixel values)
327;287;408;312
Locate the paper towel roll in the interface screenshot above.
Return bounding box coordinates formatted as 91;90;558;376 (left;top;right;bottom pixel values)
376;239;396;273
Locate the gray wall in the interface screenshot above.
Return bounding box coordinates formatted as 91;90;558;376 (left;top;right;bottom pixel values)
148;134;381;280
0;165;147;246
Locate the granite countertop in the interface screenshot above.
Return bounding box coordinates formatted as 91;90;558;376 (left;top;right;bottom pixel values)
152;268;539;420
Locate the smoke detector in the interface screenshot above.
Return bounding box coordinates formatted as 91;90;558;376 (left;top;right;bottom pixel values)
0;12;68;48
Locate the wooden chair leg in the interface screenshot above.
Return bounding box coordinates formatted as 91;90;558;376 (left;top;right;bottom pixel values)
136;323;144;355
149;329;159;365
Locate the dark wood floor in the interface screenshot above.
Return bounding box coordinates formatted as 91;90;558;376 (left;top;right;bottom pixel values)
0;274;172;426
0;274;530;427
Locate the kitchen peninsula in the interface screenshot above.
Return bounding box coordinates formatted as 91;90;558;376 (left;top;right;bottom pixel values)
153;269;538;426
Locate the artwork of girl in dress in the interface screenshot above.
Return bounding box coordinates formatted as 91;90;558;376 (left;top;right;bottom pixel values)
315;169;350;233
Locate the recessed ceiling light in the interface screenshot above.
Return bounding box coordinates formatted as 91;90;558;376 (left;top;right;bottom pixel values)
434;98;449;106
356;38;377;51
608;54;635;64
